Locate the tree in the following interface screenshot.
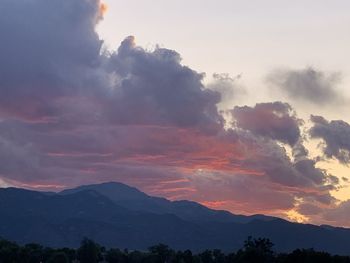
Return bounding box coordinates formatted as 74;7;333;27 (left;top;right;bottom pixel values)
182;250;193;263
23;243;45;263
148;244;174;263
0;239;20;263
278;249;333;263
59;248;77;262
77;238;102;263
106;248;127;263
213;249;225;263
199;250;213;263
128;250;146;263
47;252;69;263
235;237;275;263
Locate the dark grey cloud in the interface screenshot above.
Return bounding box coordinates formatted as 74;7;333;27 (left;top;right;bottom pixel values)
0;0;344;224
188;131;337;215
0;0;105;120
232;102;302;146
0;0;224;130
267;67;342;105
106;36;224;133
297;203;324;216
292;140;309;161
0;0;225;184
229;133;334;191
310;115;350;164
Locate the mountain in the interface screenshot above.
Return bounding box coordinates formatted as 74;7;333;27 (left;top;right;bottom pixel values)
1;182;350;255
60;182;276;224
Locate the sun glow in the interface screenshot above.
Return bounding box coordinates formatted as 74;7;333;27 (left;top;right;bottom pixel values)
100;2;108;16
286;210;309;223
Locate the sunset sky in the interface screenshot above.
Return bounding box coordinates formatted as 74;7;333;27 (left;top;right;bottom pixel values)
0;0;350;227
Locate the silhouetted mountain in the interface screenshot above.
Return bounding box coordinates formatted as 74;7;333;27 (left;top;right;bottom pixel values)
61;182;275;224
1;183;350;255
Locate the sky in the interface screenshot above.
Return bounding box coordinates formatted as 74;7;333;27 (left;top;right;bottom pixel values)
0;0;350;227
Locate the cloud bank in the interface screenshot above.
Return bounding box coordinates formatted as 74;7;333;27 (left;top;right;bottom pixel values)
0;0;348;226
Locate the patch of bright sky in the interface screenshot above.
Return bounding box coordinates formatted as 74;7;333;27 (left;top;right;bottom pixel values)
98;0;350;111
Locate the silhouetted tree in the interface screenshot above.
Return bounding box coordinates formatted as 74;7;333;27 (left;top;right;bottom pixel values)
213;249;225;263
106;248;128;263
149;244;174;263
59;247;77;262
47;252;69;263
182;249;194;263
235;236;275;263
128;250;146;263
0;239;20;263
22;243;45;263
225;252;237;263
199;250;214;263
1;236;350;263
77;238;102;263
276;248;336;263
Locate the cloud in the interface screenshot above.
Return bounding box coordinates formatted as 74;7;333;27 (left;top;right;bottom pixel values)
0;0;105;121
267;67;342;105
232;102;302;146
206;73;246;110
0;0;225;188
187;143;336;215
322;200;350;227
310;115;350;164
105;36;224;133
0;0;345;225
296;199;350;228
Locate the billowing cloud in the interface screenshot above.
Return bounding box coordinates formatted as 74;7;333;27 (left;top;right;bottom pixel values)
310;115;350;164
0;0;106;121
0;0;227;191
267;67;342;105
186;133;336;215
232;102;302;146
105;36;224;133
0;0;345;225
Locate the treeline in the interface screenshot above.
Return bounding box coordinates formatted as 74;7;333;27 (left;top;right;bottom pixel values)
1;237;350;263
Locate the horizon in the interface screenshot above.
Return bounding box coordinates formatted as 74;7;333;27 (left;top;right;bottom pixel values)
0;0;349;229
0;180;347;229
1;180;348;230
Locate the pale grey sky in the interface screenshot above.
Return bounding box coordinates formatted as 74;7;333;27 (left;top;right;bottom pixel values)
98;0;350;114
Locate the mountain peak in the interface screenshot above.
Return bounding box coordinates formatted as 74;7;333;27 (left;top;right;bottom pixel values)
60;181;149;201
1;183;350;254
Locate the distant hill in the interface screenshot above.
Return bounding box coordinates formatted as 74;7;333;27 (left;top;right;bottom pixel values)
60;182;276;224
1;182;350;255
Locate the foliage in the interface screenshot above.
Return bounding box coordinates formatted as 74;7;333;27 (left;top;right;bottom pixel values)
77;238;102;263
235;236;275;263
0;236;349;263
47;252;69;263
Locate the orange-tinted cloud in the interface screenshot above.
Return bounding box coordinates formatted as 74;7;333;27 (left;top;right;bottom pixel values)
0;0;345;227
99;2;108;16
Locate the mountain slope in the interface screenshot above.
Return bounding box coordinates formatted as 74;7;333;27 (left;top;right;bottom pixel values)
60;182;276;224
0;183;350;254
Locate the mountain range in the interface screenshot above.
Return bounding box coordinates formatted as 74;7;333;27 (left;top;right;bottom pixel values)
1;182;350;255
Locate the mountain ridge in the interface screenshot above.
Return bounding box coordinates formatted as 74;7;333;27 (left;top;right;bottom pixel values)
60;182;278;224
1;182;350;255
